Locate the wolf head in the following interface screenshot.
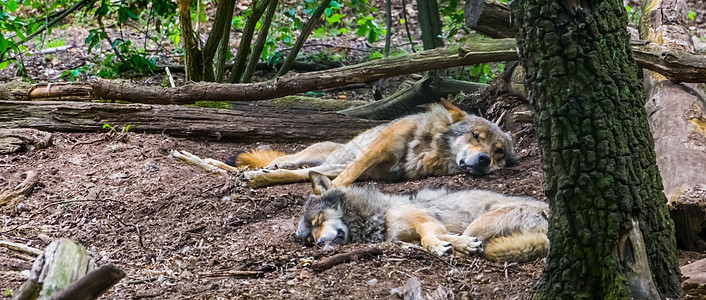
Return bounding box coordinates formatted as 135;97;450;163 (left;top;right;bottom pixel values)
295;173;350;248
440;99;516;175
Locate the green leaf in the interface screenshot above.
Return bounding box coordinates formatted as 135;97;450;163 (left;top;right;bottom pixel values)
399;18;405;24
0;61;8;69
367;29;378;43
330;0;340;8
324;8;332;16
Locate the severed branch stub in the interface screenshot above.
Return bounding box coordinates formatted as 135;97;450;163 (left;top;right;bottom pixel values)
51;264;126;300
0;170;38;212
311;248;383;272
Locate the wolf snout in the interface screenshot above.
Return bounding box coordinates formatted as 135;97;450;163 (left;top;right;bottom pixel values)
459;153;491;175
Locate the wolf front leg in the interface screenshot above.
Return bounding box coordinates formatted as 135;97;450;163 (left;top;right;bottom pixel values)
331;119;416;187
242;164;348;188
385;205;454;256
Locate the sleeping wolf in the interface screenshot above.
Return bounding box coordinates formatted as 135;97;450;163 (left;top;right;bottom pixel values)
237;99;516;188
295;172;549;263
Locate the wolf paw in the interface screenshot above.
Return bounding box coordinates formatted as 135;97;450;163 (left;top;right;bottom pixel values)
241;170;269;188
427;242;454;256
452;236;483;256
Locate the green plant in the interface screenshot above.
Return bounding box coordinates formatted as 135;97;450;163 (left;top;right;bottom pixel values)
59;65;92;81
3;288;12;297
467;63;505;83
625;6;642;25
103;123;131;142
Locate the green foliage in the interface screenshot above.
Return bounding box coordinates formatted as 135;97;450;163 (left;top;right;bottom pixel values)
624;6;641;25
465;63;505;83
439;0;468;40
59;65;91;81
3;288;12;297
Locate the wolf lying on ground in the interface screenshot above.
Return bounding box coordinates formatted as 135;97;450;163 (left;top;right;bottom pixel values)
295;172;549;262
236;99;516;188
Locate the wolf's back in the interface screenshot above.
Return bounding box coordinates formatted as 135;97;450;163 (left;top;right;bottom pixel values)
483;232;548;263
235;149;286;169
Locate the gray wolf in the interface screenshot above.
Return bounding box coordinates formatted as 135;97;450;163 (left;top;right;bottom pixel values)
237;99;516;188
295;172;549;262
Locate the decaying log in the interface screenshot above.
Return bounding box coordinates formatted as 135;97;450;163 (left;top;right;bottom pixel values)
339;75;488;120
681;258;706;300
91;35;517;104
640;0;706;251
0;129;53;154
51;264;126;300
464;0;516;38
0;101;383;143
311;248;383;272
0;80;94;101
0;171;38;212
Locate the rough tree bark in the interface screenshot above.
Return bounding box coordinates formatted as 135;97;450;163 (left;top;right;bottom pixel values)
177;0;202;82
511;0;681;298
640;0;706;252
230;0;269;82
415;0;444;49
0;101;383;143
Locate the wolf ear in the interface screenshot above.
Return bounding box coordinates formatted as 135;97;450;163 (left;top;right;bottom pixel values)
309;171;332;195
440;95;466;123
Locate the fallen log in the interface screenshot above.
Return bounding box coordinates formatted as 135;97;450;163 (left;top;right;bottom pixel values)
90;35;517;104
640;0;706;251
0;101;384;143
464;0;516;38
339;75;488;120
681;258;706;300
0;80;94;101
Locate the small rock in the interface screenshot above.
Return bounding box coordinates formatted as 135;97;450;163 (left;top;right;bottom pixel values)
221;196;230;203
367;278;378;286
16;203;27;211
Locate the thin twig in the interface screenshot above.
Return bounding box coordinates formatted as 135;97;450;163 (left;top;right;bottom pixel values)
112;214;145;249
401;0;416;53
0;240;43;256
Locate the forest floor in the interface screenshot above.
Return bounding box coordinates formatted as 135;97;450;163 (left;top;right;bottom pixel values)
1;99;705;299
2;0;706;299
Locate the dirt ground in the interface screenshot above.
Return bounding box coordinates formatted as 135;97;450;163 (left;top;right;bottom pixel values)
1;119;704;299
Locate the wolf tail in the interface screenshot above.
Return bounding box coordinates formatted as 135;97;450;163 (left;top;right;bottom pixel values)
235;149;286;169
483;232;548;263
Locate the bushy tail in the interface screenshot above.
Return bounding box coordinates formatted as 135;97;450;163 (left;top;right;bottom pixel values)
235;149;286;169
483;232;548;263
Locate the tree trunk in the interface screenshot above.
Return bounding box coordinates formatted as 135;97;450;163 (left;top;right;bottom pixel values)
0;101;383;143
639;0;706;252
511;0;681;298
242;0;279;83
201;0;237;82
230;0;269;83
415;0;444;49
178;0;202;82
339;75;488;119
